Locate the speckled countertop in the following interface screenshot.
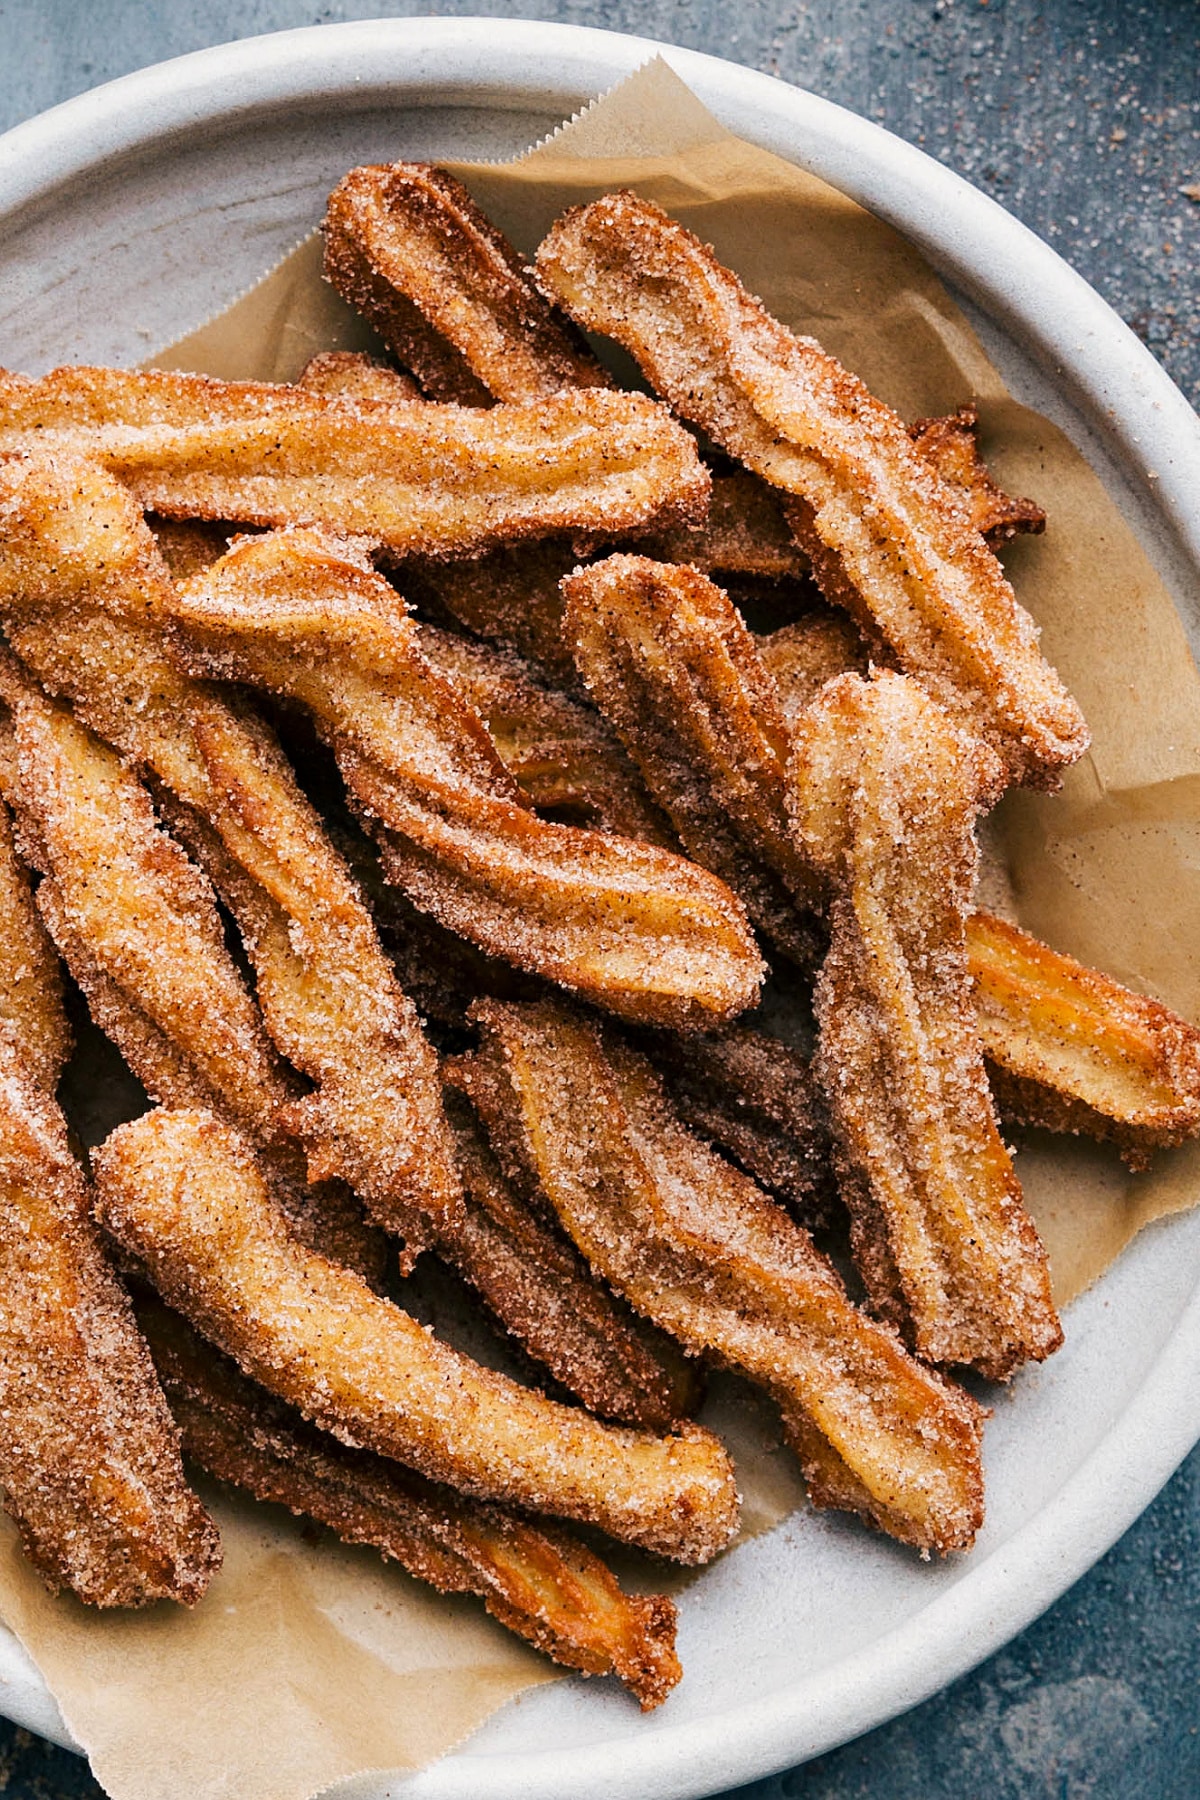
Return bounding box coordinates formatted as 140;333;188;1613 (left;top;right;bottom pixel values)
0;4;1198;1797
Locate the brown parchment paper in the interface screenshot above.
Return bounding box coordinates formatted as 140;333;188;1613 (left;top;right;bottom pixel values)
6;55;1200;1800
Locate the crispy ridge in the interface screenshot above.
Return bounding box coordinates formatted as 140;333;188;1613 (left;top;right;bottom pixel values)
0;364;708;559
0;451;461;1255
138;1297;681;1707
789;671;1061;1378
457;998;985;1554
909;407;1045;546
93;1109;740;1563
167;526;765;1030
0;1039;219;1605
536;191;1088;786
968;909;1200;1168
563;555;824;965
323;163;614;405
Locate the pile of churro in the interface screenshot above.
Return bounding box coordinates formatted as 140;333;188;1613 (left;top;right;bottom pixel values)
0;159;1196;1711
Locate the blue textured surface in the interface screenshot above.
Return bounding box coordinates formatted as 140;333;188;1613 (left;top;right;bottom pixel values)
0;3;1197;1797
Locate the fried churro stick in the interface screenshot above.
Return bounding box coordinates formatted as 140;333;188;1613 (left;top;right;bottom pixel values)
0;365;707;559
909;406;1045;546
0;1037;220;1605
564;555;823;965
756;611;871;726
536;192;1087;786
0;451;461;1255
416;624;673;843
168;527;764;1030
94;1109;739;1563
789;670;1061;1377
968;910;1200;1168
442;1093;700;1430
454;998;985;1554
138;1298;681;1708
0;657;382;1279
324;163;614;406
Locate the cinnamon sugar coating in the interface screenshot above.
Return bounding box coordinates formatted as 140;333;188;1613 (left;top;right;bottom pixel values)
909;406;1045;546
0;1041;219;1605
457;998;986;1555
416;623;674;843
0;451;461;1258
536;191;1088;786
789;671;1061;1378
0;797;71;1093
94;1109;740;1564
139;1297;681;1708
0;364;707;559
969;910;1200;1169
323;163;614;406
564;555;823;965
168;527;765;1030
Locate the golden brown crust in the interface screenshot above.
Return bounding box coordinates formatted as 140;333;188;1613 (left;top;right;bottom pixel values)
563;554;823;965
536;192;1087;786
323;163;614;405
0;451;462;1254
168;527;765;1030
405;473;813;691
909;407;1045;546
93;1109;740;1563
789;671;1061;1378
138;1297;680;1707
458;998;985;1554
0;1040;219;1605
968;909;1200;1167
0;365;707;558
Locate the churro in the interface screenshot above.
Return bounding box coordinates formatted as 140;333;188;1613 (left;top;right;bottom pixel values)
442;1092;699;1430
909;406;1045;546
536;191;1088;786
789;670;1061;1377
139;1296;681;1707
94;1108;740;1563
0;364;707;559
564;554;823;964
0;1029;219;1605
969;909;1200;1168
324;162;613;405
455;997;985;1553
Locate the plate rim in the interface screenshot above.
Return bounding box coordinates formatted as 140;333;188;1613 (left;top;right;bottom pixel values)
1;19;1199;1799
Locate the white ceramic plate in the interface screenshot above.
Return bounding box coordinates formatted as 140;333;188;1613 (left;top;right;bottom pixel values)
1;21;1199;1800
